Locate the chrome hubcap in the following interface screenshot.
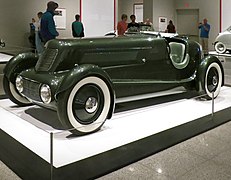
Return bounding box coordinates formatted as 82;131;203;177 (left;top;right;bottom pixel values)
212;76;218;86
85;97;98;113
218;46;224;51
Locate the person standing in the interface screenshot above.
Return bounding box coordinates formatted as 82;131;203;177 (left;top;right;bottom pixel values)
34;12;44;55
117;14;128;36
166;20;176;33
72;14;84;37
198;18;210;55
40;1;59;43
144;18;154;31
28;18;36;48
127;14;140;32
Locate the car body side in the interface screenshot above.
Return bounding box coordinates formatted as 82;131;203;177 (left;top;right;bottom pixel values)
215;32;231;50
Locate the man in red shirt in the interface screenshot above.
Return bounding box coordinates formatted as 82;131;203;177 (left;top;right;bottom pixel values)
117;14;128;35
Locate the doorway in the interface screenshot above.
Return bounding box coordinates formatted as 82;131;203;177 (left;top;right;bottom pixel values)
176;9;199;42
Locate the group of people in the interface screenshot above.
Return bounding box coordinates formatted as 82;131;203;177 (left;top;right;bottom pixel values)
32;1;210;56
31;1;84;55
117;13;176;36
30;1;59;55
117;14;139;35
118;13;210;55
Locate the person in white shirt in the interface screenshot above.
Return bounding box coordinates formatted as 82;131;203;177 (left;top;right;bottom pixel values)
33;12;44;55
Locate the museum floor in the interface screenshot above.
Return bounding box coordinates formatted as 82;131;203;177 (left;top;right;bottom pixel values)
1;119;231;180
1;53;231;180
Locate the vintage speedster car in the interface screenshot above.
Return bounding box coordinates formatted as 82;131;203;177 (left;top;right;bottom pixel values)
4;32;224;135
214;26;231;54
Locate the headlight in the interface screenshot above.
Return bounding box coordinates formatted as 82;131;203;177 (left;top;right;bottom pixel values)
16;75;23;93
40;84;51;104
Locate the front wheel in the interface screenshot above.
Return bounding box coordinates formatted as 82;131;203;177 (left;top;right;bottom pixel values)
3;76;31;106
57;76;111;135
214;42;226;54
204;62;222;99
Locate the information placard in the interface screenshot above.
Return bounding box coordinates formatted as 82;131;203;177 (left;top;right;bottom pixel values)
54;8;66;30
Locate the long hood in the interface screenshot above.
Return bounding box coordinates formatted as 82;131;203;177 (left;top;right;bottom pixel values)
45;35;158;50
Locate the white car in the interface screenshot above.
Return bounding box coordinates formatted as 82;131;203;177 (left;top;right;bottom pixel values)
214;26;231;54
105;24;178;38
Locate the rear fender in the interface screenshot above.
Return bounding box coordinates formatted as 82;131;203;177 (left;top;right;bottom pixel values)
196;55;224;93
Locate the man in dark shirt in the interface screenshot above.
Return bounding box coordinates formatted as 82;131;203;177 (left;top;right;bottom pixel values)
72;14;84;37
127;15;140;32
40;1;59;43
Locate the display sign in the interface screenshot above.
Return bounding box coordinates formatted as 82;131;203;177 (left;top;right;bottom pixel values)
158;17;167;32
54;8;66;30
134;4;143;23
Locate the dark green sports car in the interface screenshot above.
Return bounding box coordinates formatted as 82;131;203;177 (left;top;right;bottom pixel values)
3;32;224;135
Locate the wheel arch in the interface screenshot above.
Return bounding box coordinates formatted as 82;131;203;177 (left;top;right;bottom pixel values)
55;64;115;119
196;55;224;94
4;52;38;83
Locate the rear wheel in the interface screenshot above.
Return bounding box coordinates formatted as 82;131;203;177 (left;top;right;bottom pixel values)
57;76;111;135
3;75;31;106
204;62;222;99
214;42;226;54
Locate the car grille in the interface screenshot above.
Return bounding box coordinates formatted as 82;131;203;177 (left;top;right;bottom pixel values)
22;78;41;102
35;49;58;72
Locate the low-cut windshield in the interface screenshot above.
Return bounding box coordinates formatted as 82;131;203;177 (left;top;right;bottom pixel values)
226;26;231;32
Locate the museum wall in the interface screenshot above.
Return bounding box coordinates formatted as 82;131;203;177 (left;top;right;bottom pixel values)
117;0;143;22
0;0;80;48
175;0;220;50
0;0;220;51
119;0;175;31
143;0;153;22
152;0;175;31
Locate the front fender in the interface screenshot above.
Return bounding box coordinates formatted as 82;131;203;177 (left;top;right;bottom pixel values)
196;55;224;93
4;52;38;83
56;64;115;119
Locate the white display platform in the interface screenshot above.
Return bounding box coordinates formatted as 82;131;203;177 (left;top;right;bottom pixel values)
0;53;12;63
1;87;231;169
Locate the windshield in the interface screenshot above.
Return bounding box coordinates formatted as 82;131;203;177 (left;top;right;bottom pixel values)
226;26;231;32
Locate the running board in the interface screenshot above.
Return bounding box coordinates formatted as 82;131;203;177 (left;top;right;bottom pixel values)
116;86;187;104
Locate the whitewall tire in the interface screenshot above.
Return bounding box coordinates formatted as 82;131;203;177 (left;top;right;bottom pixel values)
215;42;226;54
204;62;222;99
57;76;111;135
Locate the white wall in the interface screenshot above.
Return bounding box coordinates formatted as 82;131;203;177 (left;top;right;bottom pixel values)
126;0;220;50
0;0;220;51
144;0;175;31
143;0;153;22
82;0;114;37
152;0;175;31
117;0;143;22
0;0;80;48
221;0;231;31
174;0;220;50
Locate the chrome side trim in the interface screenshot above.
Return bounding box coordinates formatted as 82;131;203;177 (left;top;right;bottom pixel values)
115;86;187;104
